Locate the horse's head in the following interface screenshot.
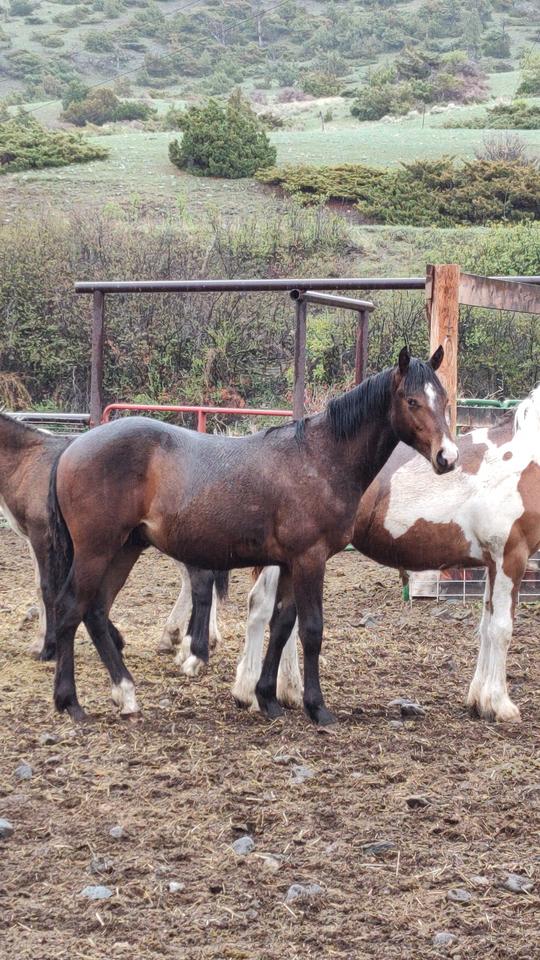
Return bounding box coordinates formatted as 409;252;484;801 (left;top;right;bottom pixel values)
390;346;458;475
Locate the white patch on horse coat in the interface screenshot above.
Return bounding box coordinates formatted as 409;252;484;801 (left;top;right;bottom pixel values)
424;383;437;409
440;435;459;466
276;622;303;708
232;567;281;709
159;562;192;653
111;678;139;715
181;651;205;677
383;398;540;554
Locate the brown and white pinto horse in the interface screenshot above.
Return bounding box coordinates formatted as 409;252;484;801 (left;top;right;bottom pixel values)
46;349;456;724
231;386;540;723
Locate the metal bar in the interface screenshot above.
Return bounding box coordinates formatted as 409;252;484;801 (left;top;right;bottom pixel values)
101;403;293;424
293;298;307;420
355;310;369;385
9;412;90;423
197;410;207;432
75;276;540;295
90;290;105;428
291;289;375;312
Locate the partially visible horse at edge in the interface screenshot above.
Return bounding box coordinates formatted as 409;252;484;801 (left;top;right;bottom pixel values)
230;386;540;723
46;348;457;724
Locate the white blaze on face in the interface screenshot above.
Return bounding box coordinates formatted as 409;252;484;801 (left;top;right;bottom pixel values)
440;435;459;466
424;383;437;410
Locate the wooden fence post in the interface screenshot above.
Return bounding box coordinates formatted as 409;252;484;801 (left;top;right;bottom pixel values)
90;290;105;427
426;264;460;433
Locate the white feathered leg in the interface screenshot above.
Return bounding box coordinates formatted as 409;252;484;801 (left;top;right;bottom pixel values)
232;567;280;710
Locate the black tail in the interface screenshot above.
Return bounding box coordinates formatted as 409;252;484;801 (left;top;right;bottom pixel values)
47;453;74;600
213;570;229;603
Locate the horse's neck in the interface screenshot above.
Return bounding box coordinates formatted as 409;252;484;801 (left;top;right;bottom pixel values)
348;416;398;491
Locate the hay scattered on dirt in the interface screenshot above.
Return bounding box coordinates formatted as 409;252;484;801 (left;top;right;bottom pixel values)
0;528;539;959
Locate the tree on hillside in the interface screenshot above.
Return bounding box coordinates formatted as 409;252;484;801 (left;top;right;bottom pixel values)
517;50;540;96
168;90;276;178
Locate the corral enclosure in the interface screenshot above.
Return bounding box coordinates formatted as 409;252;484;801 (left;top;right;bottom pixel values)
1;529;539;959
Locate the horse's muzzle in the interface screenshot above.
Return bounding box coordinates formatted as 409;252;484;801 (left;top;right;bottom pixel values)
434;449;456;474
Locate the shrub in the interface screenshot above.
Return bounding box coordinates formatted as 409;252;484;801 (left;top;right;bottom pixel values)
169;90;276;178
9;0;34;14
61;88;155;125
0;114;108;173
482;28;511;59
84;30;115;52
257;158;540;227
300;71;341;97
517;50;540;96
444;100;540;129
475;131;530;163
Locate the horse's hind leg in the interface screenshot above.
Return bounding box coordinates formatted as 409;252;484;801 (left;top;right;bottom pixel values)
232;566;280;709
255;570;297;720
277;621;303;709
180;569;214;677
159;562;191;655
85;543;143;715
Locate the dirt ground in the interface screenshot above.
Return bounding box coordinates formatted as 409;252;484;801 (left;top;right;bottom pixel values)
1;528;539;960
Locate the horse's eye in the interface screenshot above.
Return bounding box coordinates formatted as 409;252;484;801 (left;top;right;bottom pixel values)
407;398;418;409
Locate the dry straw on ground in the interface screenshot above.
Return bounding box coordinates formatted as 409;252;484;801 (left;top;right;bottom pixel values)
0;529;538;959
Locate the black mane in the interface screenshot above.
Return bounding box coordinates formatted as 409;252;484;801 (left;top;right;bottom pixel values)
325;358;443;442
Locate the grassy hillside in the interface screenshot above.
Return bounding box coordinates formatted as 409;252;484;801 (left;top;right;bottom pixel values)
1;0;538;104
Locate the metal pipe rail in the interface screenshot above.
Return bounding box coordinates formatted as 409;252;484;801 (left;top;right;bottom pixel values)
75;276;540;294
101;402;293;433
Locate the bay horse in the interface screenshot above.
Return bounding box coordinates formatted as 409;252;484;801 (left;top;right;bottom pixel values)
46;348;456;724
0;412;224;673
230;386;540;723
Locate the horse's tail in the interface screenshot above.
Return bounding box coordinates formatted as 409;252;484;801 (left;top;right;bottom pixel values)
213;570;229;602
47;453;73;598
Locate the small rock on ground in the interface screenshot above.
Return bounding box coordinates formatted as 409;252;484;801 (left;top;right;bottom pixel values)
361;840;397;857
447;888;473;904
81;885;113;900
387;698;426;719
39;732;60;746
15;762;32;781
0;819;14;839
285;883;324;903
109;825;125;840
232;835;255;856
406;795;430;809
504;873;533;894
168;881;185;893
433;931;456;947
90;857;114;876
291;765;315;784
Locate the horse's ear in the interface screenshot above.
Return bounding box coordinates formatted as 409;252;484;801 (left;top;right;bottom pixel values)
398;347;410;376
430;345;444;371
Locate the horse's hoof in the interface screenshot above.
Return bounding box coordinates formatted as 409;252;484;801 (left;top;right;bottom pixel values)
306;704;337;727
258;696;285;720
39;646;57;663
67;703;88;723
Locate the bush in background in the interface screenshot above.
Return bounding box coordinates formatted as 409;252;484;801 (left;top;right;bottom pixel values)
0;113;108;173
61;88;155;125
169;90;276;178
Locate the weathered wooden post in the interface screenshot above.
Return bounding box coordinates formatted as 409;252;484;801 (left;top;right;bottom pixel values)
426;263;460;432
90;290;105;427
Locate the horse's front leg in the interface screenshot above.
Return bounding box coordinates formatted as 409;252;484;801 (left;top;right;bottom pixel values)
467;551;526;723
292;554;335;726
255;569;296;719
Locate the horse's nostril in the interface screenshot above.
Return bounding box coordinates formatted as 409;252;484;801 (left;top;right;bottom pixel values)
436;450;448;471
